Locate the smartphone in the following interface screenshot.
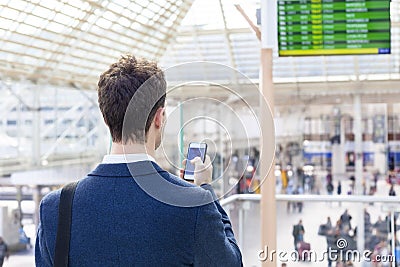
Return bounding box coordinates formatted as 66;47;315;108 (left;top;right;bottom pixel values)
183;142;208;181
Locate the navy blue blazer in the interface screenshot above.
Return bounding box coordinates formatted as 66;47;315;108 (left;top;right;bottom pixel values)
35;161;242;266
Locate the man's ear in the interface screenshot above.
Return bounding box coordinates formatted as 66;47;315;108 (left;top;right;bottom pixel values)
154;107;165;128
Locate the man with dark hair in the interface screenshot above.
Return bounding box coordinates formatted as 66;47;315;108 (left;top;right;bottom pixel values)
35;55;242;266
97;55;167;144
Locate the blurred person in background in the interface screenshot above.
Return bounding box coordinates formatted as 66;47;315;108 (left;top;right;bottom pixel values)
327;181;334;195
292;220;305;251
0;237;9;267
373;170;379;187
389;184;396;196
293;185;304;213
340;209;352;233
337;181;342;195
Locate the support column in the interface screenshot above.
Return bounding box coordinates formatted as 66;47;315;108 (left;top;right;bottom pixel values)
179;101;184;168
260;0;277;265
238;203;244;247
16;186;22;227
354;94;365;257
332;108;346;178
260;49;276;267
32;86;41;166
219;106;224;191
33;186;42;230
391;211;396;267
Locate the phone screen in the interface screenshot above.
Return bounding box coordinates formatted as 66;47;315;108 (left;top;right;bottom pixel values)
184;143;207;181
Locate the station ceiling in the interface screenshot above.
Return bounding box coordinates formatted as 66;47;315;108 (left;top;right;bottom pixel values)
0;0;194;88
0;0;399;104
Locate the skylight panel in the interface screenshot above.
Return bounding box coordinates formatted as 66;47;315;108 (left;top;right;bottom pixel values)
4;42;24;52
135;15;148;25
181;0;224;30
118;17;130;28
7;0;29;11
111;23;123;32
164;18;174;27
26;47;44;58
37;0;59;11
16;23;37;34
32;5;53;19
128;2;142;14
53;12;72;25
86;14;97;24
0;7;20;21
156;0;168;8
169;5;178;13
34;39;52;50
25;14;46;28
139;0;150;8
147;2;161;13
60;4;82;18
121;8;132;19
80;22;90;31
108;2;123;14
141;8;154;19
67;0;88;9
118;0;131;8
46;21;64;33
96;17;112;29
103;11;116;22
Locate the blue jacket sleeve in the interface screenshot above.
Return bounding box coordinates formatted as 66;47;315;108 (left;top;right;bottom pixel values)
35;200;53;267
193;184;242;266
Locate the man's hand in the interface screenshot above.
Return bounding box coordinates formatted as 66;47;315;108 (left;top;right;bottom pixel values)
191;155;213;186
180;155;213;186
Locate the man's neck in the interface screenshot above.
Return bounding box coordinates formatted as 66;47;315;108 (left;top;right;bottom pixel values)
110;142;155;158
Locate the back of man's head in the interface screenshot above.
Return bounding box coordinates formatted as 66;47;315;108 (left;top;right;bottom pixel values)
98;54;166;144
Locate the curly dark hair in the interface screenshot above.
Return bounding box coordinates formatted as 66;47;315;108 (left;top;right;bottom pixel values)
98;54;166;143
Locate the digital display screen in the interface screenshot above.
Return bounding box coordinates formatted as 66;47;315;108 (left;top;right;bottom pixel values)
277;0;391;56
184;144;206;179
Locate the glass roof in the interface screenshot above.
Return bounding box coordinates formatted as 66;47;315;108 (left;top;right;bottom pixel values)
0;0;194;89
0;0;399;89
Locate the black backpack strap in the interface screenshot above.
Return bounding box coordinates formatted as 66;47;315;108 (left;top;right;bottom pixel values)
54;181;79;267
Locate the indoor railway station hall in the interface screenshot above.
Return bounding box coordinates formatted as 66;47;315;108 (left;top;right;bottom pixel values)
0;0;399;266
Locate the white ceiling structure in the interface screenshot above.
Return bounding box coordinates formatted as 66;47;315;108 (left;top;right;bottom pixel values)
0;0;194;88
0;0;399;106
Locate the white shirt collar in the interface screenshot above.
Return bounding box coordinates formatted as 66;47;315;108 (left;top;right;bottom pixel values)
102;153;156;164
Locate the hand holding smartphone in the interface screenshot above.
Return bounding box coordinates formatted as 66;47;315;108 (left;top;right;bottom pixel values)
183;142;208;182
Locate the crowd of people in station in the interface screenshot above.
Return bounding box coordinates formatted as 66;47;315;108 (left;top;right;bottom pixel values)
279;162;400;266
279;163;399;198
291;209;399;266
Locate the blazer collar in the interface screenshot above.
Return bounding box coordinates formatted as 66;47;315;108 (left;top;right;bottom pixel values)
88;161;165;178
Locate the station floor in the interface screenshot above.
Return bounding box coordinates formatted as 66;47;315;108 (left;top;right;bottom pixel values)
4;180;399;267
4;248;34;267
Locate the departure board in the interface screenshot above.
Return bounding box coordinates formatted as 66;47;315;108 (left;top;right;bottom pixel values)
277;0;391;56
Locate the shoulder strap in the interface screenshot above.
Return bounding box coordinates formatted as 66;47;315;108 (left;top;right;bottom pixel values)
54;181;78;267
